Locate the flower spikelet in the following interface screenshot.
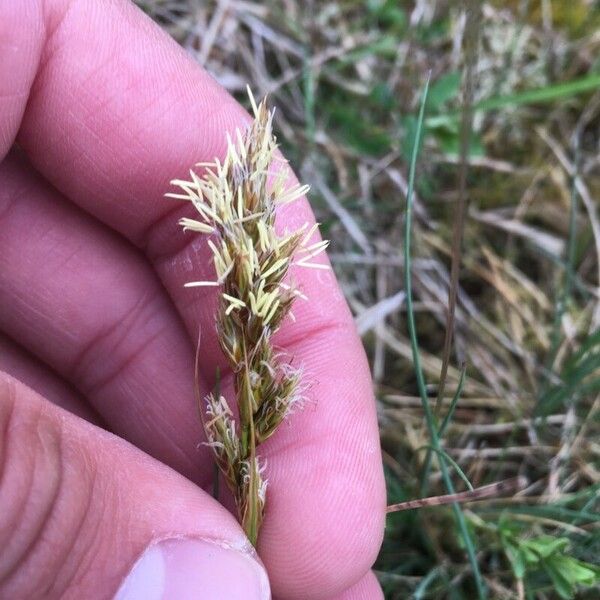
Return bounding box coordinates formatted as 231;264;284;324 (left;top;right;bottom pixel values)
167;88;328;545
204;393;240;491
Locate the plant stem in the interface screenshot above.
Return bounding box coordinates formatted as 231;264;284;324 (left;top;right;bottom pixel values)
421;364;466;495
403;73;487;600
239;343;261;546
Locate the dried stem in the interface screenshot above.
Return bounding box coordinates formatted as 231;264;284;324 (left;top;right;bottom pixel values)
386;476;528;513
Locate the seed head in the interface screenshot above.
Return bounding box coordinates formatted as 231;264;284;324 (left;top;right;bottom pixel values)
167;87;328;544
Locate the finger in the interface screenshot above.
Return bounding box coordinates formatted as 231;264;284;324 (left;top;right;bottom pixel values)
0;1;43;159
0;371;270;600
0;332;99;422
0;152;210;484
330;572;384;600
6;1;385;597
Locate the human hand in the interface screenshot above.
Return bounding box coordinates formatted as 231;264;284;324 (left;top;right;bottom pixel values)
0;1;385;598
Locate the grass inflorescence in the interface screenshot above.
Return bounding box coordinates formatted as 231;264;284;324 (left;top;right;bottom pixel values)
168;90;328;545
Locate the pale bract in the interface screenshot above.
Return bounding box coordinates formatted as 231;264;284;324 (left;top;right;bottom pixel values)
166;88;328;545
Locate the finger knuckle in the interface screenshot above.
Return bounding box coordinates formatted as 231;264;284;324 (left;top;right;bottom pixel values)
0;376;96;599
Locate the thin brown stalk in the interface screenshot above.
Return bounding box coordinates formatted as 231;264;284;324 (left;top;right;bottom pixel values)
387;476;528;513
435;0;481;414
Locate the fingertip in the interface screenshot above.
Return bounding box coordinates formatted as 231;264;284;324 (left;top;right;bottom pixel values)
258;425;386;598
261;483;385;599
246;322;385;599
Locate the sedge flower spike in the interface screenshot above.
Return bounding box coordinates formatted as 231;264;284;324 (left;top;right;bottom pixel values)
166;88;329;545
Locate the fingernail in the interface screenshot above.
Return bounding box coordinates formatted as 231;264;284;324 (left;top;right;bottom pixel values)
114;537;271;600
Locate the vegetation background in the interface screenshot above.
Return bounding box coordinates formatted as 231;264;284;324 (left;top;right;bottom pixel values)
137;1;600;598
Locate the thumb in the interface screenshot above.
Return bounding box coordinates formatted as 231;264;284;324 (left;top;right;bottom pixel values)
0;372;270;600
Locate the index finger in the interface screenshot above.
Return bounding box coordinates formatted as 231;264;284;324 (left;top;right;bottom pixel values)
3;0;386;597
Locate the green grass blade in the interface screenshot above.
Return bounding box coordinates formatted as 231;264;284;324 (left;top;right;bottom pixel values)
475;73;600;112
418;445;474;492
562;329;600;374
438;365;467;439
403;73;487;600
481;505;600;524
540;140;582;409
420;365;467;497
426;73;600;130
303;50;317;148
412;567;443;599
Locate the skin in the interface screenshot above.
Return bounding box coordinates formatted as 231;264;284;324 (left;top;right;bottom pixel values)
0;0;386;598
